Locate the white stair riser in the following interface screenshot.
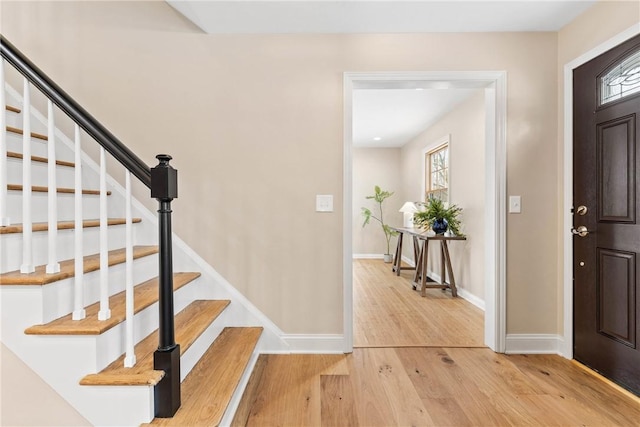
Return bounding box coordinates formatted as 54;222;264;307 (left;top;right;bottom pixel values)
39;254;158;323
6;191;112;223
3;105;47;135
5;109;22;128
6;157;101;190
92;278;198;371
0;224;140;273
4;131;51;159
6;156;75;188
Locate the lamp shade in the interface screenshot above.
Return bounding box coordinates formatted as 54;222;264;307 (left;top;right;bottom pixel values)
399;201;418;228
399;201;418;213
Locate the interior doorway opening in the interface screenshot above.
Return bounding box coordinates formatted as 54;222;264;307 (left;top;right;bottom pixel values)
343;72;507;352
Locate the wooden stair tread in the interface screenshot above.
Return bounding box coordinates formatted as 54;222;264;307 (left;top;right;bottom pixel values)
25;272;201;335
7;184;111;195
6;125;48;141
7;151;75;167
80;300;230;386
0;218;142;234
0;245;158;285
147;327;263;426
6;105;20;113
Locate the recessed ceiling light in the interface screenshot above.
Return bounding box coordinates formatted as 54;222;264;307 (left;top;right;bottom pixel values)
373;137;382;141
415;88;424;91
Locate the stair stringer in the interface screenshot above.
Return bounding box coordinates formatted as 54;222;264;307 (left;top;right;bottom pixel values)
2;82;290;424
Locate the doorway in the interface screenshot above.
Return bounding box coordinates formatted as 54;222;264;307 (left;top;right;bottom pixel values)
343;72;507;352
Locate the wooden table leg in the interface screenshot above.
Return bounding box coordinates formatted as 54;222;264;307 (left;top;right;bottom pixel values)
412;236;420;267
420;239;430;297
441;241;458;297
392;231;403;275
440;242;446;286
412;239;423;290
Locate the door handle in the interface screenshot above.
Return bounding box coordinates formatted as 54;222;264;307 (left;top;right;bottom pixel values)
571;225;590;237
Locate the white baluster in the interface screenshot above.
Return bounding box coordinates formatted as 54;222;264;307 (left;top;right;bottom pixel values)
72;124;85;320
98;147;110;320
124;171;136;367
46;100;60;274
0;58;9;226
20;79;34;273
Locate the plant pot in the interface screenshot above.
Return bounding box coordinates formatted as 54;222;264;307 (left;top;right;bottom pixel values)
383;254;393;263
432;218;448;235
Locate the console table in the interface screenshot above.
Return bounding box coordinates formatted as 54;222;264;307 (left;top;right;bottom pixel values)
390;226;466;297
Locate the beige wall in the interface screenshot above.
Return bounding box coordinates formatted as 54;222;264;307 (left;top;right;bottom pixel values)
400;90;485;300
556;1;640;332
353;148;402;256
1;1;560;335
0;344;90;426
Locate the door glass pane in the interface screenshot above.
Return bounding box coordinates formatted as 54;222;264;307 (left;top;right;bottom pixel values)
600;49;640;105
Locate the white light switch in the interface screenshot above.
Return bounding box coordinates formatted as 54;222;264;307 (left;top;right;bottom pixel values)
509;195;522;213
316;195;333;212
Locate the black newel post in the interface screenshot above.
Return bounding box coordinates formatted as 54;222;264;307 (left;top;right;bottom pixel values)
151;154;180;417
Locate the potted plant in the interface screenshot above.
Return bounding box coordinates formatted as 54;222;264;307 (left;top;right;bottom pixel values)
413;198;464;236
361;186;399;263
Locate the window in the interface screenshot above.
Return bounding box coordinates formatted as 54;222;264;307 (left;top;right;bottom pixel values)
600;48;640;106
425;142;449;202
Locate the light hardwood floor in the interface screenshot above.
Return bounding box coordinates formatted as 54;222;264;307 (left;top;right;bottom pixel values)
354;259;484;348
233;259;640;426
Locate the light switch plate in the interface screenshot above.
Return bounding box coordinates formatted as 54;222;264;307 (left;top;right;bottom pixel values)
316;195;333;212
509;195;521;213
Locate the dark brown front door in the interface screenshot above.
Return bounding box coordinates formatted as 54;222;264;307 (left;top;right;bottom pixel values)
574;34;640;396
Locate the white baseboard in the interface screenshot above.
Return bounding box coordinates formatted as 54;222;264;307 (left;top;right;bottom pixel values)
401;255;416;267
277;334;345;354
425;270;485;311
505;334;563;354
353;253;384;259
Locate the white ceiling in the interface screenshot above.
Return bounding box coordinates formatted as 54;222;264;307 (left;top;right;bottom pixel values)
167;1;596;34
166;0;597;148
354;88;481;147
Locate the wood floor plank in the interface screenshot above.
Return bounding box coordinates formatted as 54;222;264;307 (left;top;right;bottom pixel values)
80;300;230;386
244;354;347;427
0;245;158;285
6;125;48;141
353;259;483;348
7;151;75;167
148;327;262;426
347;349;402;426
7;184;110;195
25;272;200;335
0;218;141;234
320;375;358;427
367;347;434;426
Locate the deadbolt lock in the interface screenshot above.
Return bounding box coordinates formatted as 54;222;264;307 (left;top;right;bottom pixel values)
576;205;588;216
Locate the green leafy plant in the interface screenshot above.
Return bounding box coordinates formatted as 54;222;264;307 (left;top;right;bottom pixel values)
413;198;464;236
361;186;399;256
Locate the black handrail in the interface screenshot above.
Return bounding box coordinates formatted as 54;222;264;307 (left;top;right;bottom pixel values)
0;35;151;188
2;35;181;417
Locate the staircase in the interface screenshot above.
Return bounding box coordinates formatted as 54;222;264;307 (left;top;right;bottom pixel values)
0;36;286;425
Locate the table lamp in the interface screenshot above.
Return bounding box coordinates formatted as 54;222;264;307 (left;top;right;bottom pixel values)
399;202;418;228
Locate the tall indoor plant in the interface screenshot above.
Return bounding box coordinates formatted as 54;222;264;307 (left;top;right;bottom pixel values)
361;186;399;262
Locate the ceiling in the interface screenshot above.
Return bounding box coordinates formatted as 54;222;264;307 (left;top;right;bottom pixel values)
166;1;596;34
354;88;481;148
166;0;596;148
